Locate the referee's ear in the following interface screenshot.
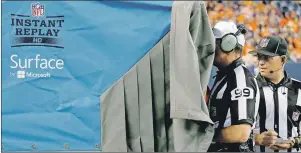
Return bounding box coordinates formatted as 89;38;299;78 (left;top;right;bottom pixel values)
281;55;287;65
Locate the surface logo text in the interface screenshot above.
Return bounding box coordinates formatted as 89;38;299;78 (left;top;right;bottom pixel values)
9;54;64;79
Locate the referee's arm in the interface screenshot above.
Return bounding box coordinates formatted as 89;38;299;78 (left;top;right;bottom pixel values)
220;76;259;143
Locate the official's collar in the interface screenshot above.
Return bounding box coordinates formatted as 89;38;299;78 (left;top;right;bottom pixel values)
256;71;293;89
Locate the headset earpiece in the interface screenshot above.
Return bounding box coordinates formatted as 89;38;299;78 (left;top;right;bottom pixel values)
220;24;247;53
220;33;237;52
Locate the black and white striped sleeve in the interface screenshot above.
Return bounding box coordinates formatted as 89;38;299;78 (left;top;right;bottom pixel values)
228;66;259;126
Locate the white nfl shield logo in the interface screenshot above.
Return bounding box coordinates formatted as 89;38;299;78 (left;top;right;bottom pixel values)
259;38;270;47
31;2;44;17
292;112;300;121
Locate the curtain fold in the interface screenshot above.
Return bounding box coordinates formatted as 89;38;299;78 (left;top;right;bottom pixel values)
101;1;215;152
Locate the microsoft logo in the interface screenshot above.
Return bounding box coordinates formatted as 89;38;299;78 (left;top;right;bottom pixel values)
17;71;26;78
12;70;51;79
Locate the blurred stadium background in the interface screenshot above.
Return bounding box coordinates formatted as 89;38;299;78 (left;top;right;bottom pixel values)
206;1;301;86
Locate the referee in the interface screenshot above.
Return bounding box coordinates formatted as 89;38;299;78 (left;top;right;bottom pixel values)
207;21;260;152
250;36;301;152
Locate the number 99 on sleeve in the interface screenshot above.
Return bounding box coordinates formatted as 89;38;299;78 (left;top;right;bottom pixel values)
230;87;254;101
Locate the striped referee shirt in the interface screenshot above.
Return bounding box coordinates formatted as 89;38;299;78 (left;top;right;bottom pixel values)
254;72;301;152
208;59;260;152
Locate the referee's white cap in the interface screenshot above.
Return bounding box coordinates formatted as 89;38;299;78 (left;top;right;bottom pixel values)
213;21;246;47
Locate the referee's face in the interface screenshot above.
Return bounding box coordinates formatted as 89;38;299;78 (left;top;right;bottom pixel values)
214;39;235;68
257;54;284;78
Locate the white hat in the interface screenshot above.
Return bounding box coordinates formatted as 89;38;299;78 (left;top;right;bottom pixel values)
213;21;245;47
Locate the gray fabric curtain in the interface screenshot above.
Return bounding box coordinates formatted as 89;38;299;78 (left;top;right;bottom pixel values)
101;1;215;152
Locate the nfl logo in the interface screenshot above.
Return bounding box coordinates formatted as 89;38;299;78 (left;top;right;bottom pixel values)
259;38;270;47
32;2;44;17
292;112;300;121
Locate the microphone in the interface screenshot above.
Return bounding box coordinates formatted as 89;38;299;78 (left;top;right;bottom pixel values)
270;65;283;74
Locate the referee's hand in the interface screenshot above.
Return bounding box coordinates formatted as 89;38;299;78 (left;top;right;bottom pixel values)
257;130;278;146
